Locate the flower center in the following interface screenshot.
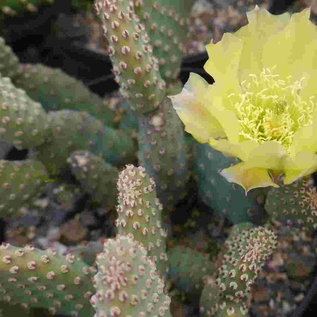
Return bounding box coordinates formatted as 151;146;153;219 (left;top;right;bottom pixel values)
229;67;316;151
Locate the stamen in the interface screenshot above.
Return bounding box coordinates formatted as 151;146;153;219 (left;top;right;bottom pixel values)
230;67;316;152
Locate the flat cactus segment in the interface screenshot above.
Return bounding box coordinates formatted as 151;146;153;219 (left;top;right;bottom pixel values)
0;37;20;79
0;76;48;149
218;225;277;301
13;64;117;128
134;0;195;84
0;303;49;317
199;279;220;317
69;151;119;208
95;0;166;114
265;176;317;230
200;224;276;316
35;110;135;175
216;301;249;317
0;243;95;316
167;246;216;295
0;159;48;217
91;235;172;317
194;143;267;223
0;0;53;17
138;97;189;209
115;164;168;276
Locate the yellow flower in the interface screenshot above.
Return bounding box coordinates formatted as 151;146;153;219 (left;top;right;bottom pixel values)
170;6;317;192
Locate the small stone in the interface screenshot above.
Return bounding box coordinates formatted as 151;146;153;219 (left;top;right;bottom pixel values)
252;285;270;303
60;217;87;244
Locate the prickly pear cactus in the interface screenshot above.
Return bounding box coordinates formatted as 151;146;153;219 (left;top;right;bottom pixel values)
116;164;168;276
138;98;189;209
95;0;166;114
167;245;215;295
200;223;277;316
91;235;172;317
265;176;317;230
13;63;117;128
194;143;267;223
0;159;48;217
0;75;49;149
34;110;135;175
134;0;196;86
0;243;95;316
0;0;53;17
0;37;20;79
69;150;119;208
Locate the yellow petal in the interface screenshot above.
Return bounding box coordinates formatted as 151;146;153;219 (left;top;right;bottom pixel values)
208;138;258;161
290;110;317;156
220;161;279;193
202;84;241;143
283;151;317;184
235;5;290;80
300;70;317;100
204;32;242;87
169;73;226;143
243;141;288;170
262;8;317;80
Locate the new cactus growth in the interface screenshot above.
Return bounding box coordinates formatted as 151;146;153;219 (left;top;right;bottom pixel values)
200;224;277;316
116;164;168;277
91;235;172;317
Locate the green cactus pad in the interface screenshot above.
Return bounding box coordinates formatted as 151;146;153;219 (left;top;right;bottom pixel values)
194;143;269;223
216;224;276;312
138;97;189;209
0;243;95;316
69;151;119;208
0;159;48;217
199;278;220;317
91;235;172;317
13;63;116;127
0;0;53;18
134;0;195;84
116;164;168;276
265;176;317;230
0;76;48;149
0;37;20;79
167;246;215;295
95;0;166;114
216;301;249;317
35;110;135;175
